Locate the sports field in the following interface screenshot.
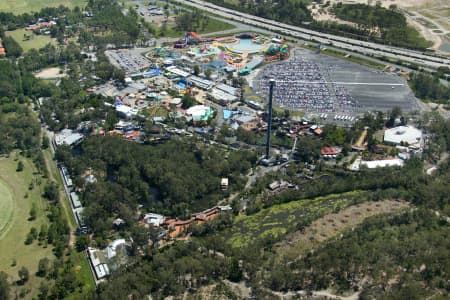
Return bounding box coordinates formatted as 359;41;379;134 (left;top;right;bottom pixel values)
0;0;87;14
0;155;53;299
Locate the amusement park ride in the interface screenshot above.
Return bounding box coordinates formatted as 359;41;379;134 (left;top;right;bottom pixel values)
174;32;204;48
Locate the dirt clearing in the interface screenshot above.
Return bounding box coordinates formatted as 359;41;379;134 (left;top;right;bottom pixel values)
34;67;66;79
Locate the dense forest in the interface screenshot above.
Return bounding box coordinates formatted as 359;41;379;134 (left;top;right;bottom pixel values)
409;72;450;104
56;136;257;235
89;113;450;299
331;3;431;49
207;0;312;26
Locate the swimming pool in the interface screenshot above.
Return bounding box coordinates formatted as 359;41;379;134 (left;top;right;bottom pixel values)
227;39;264;53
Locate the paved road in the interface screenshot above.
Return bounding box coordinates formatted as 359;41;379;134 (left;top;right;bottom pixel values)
173;0;450;69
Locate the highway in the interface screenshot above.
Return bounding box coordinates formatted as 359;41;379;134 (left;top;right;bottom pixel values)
173;0;450;69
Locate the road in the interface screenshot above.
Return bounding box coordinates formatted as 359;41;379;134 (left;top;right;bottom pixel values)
173;0;450;69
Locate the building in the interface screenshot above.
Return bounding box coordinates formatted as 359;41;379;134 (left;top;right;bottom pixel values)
0;38;5;56
186;105;214;123
221;178;229;190
116;105;138;119
349;157;405;171
70;192;82;209
106;239;127;259
54;129;84;147
384;126;422;147
215;83;239;96
87;247;110;280
165;66;191;78
60;165;73;188
188;76;214;90
361;159;404;169
321;146;342;159
143;213;165;227
207;88;237;105
246;56;264;70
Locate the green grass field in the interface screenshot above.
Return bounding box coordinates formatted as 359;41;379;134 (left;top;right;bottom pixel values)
5;29;56;52
0;154;53;299
0;0;87;14
0;180;14;239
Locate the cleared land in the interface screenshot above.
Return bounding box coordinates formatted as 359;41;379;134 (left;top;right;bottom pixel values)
226;191;367;249
276;200;410;261
5;29;56;52
0;0;87;14
0;154;53;299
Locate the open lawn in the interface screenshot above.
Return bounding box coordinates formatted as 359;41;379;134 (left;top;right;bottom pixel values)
226;191;367;249
5;29;56;52
0;154;53;299
0;0;87;14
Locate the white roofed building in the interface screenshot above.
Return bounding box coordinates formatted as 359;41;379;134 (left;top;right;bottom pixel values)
106;239;127;259
384;126;423;148
54;129;84;147
143;213;165;227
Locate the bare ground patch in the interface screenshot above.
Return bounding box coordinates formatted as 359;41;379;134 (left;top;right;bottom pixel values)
276;200;410;260
34;67;66;79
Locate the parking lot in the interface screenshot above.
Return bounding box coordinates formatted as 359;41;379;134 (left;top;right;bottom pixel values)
105;48;151;74
253;48;421;119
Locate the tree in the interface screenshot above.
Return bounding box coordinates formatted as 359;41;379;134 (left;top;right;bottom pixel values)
228;258;243;282
3;36;23;58
16;161;24;172
37;258;50;277
193;65;200;76
18;266;29;284
0;272;10;300
204;68;212;79
181;94;196;109
42;136;49;149
43;182;59;201
75;234;90;252
29;203;37;221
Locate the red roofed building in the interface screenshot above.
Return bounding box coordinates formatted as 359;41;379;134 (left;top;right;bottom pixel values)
321;146;342;158
0;39;5;56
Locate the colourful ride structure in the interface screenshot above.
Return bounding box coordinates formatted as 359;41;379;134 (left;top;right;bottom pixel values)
174;32;203;48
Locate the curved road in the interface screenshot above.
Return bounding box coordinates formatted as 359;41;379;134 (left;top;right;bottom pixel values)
173;0;450;69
